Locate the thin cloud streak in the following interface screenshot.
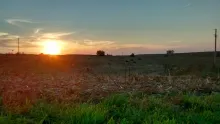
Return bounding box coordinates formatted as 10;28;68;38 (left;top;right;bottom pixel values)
40;32;75;39
0;33;41;50
0;32;9;36
29;31;75;42
0;32;19;40
5;19;35;26
34;28;43;34
63;38;187;55
83;40;114;46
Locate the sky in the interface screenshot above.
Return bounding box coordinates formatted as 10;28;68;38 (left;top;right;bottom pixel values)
0;0;219;55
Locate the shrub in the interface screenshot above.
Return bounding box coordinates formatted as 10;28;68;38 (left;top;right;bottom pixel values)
96;50;105;56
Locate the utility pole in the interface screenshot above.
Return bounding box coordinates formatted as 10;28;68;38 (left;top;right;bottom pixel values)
214;29;217;67
17;38;20;54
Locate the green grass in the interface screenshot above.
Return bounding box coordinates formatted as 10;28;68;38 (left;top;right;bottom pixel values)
0;92;220;124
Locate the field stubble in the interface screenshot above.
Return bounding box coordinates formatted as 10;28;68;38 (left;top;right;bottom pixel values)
0;55;220;113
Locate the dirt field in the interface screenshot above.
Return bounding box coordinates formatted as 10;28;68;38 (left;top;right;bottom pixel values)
0;54;220;112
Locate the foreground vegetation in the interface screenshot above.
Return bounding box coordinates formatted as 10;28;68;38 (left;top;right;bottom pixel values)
0;92;220;124
0;54;220;123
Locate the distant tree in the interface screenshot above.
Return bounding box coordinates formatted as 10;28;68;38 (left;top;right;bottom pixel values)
39;53;44;56
166;50;174;56
130;53;135;57
96;50;105;56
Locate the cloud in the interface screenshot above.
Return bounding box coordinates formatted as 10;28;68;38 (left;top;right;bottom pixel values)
0;40;38;48
0;32;40;49
183;3;191;8
5;19;34;26
40;32;75;39
114;43;176;49
0;32;19;40
0;29;188;55
20;42;39;48
62;38;187;55
0;32;9;36
83;40;114;46
0;30;188;55
34;28;43;34
28;31;75;42
106;43;187;55
0;37;18;48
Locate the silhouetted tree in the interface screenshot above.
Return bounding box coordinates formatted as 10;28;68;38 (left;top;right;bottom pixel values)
130;53;135;57
96;50;105;56
166;50;174;56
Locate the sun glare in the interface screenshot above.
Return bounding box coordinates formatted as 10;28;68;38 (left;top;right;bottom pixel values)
43;40;61;55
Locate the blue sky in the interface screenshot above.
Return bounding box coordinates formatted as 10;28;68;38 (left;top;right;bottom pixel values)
0;0;219;54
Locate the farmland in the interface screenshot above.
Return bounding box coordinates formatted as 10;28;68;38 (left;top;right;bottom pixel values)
0;53;220;123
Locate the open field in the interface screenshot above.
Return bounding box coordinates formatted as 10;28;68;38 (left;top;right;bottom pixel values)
0;53;220;123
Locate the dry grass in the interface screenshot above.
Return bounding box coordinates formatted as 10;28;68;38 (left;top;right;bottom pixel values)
0;55;220;113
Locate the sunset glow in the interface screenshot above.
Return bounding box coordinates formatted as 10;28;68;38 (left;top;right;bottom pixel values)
42;40;61;55
0;1;219;54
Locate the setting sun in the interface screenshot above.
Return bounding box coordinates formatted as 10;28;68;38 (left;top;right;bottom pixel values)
43;40;61;55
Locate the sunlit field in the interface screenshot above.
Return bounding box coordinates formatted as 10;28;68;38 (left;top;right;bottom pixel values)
0;53;220;123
